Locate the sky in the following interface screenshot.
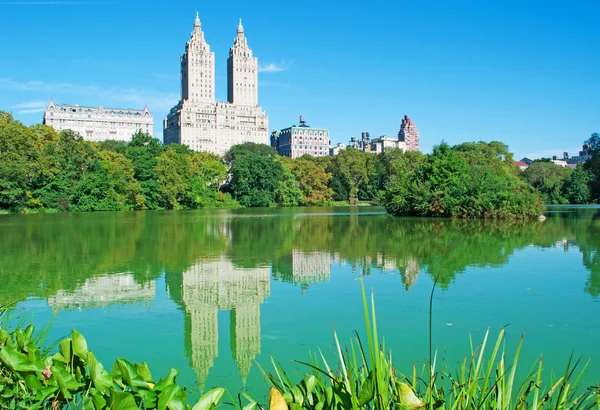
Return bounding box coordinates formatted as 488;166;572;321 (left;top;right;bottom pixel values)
0;0;598;159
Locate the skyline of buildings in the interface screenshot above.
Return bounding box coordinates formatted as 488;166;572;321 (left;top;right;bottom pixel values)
35;13;421;155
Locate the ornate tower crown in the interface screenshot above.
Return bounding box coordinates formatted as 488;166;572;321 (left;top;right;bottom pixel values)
230;18;250;56
181;12;215;103
227;18;258;106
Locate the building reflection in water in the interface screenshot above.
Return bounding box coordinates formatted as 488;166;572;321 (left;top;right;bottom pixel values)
273;250;332;294
47;273;156;312
170;257;270;390
372;254;420;291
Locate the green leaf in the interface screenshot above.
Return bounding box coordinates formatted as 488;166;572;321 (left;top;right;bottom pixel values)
137;389;158;409
15;329;25;350
302;375;316;396
23;325;34;346
71;329;88;358
112;360;125;389
358;371;375;406
58;339;72;366
154;369;179;392
50;366;72;400
289;386;303;404
24;374;43;390
88;352;113;393
0;345;39;372
157;384;184;410
110;390;138;410
26;402;42;410
135;362;154;384
192;388;225;410
89;388;107;410
116;357;148;389
0;329;10;345
34;385;59;402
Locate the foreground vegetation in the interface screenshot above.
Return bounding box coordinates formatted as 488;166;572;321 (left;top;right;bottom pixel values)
2;283;599;409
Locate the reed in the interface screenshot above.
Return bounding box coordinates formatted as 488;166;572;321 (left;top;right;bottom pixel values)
257;279;600;409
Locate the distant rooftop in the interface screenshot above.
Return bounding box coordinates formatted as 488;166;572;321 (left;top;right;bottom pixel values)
47;99;151;116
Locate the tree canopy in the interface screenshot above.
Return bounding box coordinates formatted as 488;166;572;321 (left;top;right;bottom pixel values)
382;141;545;219
1;112;597;214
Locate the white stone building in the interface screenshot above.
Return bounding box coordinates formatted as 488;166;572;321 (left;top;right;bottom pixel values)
43;99;153;142
329;143;346;156
270;116;330;159
164;14;268;156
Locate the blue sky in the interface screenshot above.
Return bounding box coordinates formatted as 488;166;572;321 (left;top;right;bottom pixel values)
0;0;598;159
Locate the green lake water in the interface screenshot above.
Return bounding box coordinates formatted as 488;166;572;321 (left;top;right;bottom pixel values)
1;206;599;400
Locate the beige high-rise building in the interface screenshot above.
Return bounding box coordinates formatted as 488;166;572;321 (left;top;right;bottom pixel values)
43;99;153;142
164;14;268;156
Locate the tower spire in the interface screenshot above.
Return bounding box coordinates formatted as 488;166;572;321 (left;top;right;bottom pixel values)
194;11;200;27
238;18;243;32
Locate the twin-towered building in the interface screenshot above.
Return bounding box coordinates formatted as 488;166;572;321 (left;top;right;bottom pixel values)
163;14;269;156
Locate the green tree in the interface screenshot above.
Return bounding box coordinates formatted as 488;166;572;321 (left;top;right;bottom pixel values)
274;166;303;206
229;153;283;207
583;132;600;202
155;147;192;209
0;117;63;211
120;132;164;209
278;157;333;205
328;148;370;199
563;165;592;204
187;151;233;208
383;141;544;218
68;150;142;211
223;142;277;164
522;161;572;204
36;130;98;211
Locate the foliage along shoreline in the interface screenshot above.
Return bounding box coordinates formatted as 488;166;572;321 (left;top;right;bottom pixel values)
2;110;598;218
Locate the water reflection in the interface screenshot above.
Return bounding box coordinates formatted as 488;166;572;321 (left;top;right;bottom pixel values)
1;206;600;390
1;207;599;302
47;273;156;312
273;250;332;293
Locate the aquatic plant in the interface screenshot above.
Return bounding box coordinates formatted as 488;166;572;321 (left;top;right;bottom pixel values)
0;304;226;409
257;280;600;409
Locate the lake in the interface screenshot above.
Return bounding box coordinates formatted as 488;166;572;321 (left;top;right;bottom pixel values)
1;206;599;401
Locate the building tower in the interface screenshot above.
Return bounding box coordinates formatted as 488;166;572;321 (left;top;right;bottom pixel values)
182;12;215;103
398;115;420;152
227;19;258;106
